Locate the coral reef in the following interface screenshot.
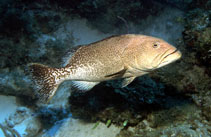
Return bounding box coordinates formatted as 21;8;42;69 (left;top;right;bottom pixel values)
49;0;164;33
0;0;211;136
183;9;211;69
182;0;211;123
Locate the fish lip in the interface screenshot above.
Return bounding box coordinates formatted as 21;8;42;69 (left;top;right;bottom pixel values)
163;49;179;59
158;48;181;67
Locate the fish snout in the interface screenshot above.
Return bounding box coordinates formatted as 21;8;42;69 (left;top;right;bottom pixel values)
176;50;182;59
158;48;182;68
172;49;182;60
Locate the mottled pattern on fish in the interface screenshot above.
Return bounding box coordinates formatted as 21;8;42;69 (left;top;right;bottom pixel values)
28;64;70;101
27;34;182;103
66;35;132;81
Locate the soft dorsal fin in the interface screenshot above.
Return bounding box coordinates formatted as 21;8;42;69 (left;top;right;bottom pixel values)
62;45;83;67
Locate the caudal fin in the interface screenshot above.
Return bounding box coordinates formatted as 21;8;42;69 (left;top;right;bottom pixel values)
27;63;64;103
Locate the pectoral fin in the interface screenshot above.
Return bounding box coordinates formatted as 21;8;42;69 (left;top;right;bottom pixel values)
105;68;126;79
121;77;136;88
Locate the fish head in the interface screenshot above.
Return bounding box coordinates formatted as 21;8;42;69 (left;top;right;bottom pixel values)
135;36;182;71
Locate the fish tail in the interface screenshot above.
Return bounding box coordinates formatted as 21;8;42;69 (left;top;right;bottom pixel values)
27;63;66;103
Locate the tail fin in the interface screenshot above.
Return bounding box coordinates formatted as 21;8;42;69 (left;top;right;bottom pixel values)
27;63;64;103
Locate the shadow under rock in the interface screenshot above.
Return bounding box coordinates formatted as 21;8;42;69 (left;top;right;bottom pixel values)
68;76;194;127
16;94;71;133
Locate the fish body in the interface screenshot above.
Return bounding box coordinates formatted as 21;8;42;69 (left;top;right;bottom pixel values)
28;34;181;103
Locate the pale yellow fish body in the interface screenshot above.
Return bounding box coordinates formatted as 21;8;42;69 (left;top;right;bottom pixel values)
28;34;181;103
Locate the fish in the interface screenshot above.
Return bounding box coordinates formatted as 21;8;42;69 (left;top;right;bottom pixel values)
28;34;182;103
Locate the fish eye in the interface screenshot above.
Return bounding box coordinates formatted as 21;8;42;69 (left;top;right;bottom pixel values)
153;42;160;48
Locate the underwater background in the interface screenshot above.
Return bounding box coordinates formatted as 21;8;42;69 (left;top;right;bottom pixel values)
0;0;210;136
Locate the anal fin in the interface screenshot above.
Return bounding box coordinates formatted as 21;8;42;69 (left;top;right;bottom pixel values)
121;77;136;88
72;81;100;91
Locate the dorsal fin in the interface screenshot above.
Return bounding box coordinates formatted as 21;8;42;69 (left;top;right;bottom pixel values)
62;45;83;67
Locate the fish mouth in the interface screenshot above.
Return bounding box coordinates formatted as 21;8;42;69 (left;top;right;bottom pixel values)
163;49;180;60
158;49;182;68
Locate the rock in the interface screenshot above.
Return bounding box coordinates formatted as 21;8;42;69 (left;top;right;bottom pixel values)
181;5;211;123
189;0;211;10
107;76;165;105
183;8;211;72
0;95;42;137
40;118;121;137
0;67;34;97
